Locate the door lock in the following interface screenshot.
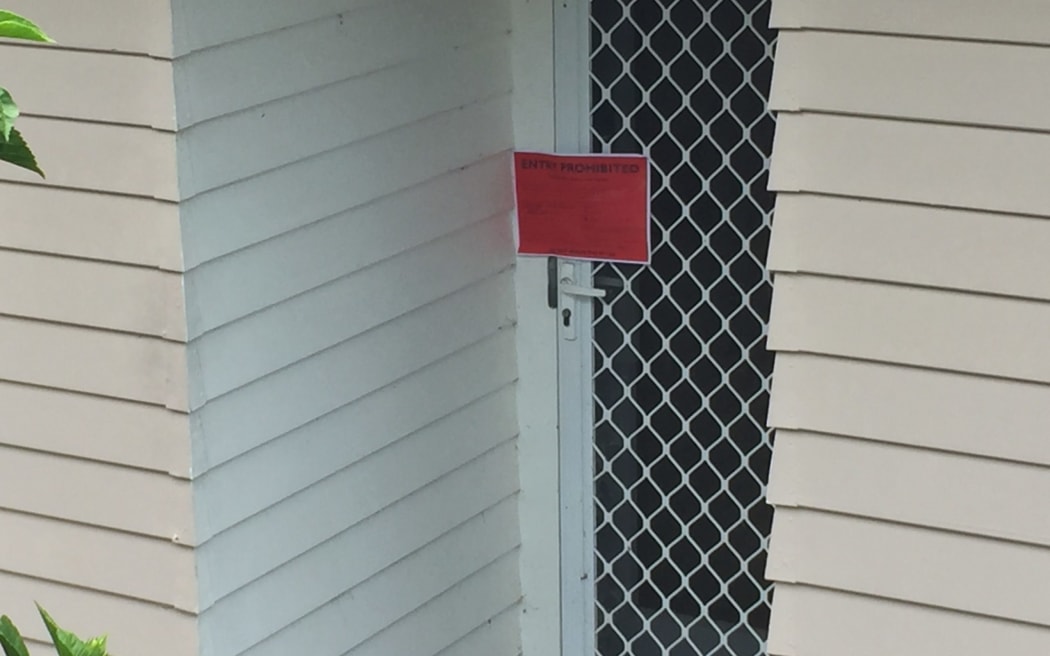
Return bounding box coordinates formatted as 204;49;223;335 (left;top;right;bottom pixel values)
558;262;606;341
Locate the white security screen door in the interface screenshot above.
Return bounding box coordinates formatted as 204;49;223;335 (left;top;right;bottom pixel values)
556;1;777;654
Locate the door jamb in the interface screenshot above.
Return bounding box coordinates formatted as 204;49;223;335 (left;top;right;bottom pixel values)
553;1;595;654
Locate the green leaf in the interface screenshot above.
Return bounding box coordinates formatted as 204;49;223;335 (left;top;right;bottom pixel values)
0;11;51;43
37;606;109;656
0;88;20;141
37;607;73;656
0;616;30;656
0;127;43;177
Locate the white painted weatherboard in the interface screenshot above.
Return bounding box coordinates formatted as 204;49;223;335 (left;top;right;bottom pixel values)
172;1;523;655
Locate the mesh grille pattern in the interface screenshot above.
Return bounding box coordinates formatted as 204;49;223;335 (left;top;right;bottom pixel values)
589;1;776;654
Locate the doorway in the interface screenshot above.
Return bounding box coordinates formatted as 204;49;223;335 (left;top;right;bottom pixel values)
558;1;777;654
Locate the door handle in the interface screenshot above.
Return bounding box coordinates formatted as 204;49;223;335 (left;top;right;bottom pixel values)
558;262;607;341
559;281;607;299
549;257;609;305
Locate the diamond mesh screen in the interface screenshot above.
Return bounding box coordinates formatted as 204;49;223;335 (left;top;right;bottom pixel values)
588;1;776;654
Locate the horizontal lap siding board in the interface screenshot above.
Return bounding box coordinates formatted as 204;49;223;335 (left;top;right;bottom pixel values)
768;195;1050;301
770;0;1050;45
187;216;514;406
178;96;514;271
0;117;177;198
189;272;516;473
768;353;1050;467
171;0;386;55
0;3;195;656
196;386;519;608
172;1;522;655
768;508;1050;626
0;250;186;337
192;330;519;541
770;31;1050;130
176;31;512;197
768;431;1050;546
766;0;1050;652
2;46;176;128
202;155;509;293
769;585;1050;656
2;0;173;55
0;183;182;269
430;606;523;656
247;503;521;656
767;273;1050;384
184;156;513;356
0;510;195;609
0;316;188;408
171;0;510;128
769;113;1050;215
353;579;523;656
0;445;194;540
200;447;520;655
0;382;190;472
0;571;196;655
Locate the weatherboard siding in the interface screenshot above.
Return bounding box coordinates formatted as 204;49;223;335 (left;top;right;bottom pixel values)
3;0;173;56
0;2;195;655
171;1;522;655
765;2;1050;653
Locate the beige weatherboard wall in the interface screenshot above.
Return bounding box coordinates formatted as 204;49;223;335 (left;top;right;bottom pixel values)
0;1;195;655
765;1;1050;654
0;1;523;656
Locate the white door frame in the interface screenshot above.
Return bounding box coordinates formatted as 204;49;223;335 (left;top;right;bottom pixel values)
557;260;597;656
510;1;579;655
553;1;597;654
511;2;601;654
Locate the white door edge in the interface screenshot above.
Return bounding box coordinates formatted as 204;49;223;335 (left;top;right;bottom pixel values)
511;1;566;655
553;1;596;654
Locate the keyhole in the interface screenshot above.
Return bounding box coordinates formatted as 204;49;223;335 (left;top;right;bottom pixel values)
562;308;572;327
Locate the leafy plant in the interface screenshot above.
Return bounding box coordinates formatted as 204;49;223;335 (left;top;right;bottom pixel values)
0;10;51;176
0;606;110;656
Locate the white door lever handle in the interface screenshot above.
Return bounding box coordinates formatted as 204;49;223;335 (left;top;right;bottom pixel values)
560;280;607;299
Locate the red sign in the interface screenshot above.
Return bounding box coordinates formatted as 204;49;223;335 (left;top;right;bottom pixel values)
513;152;650;263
